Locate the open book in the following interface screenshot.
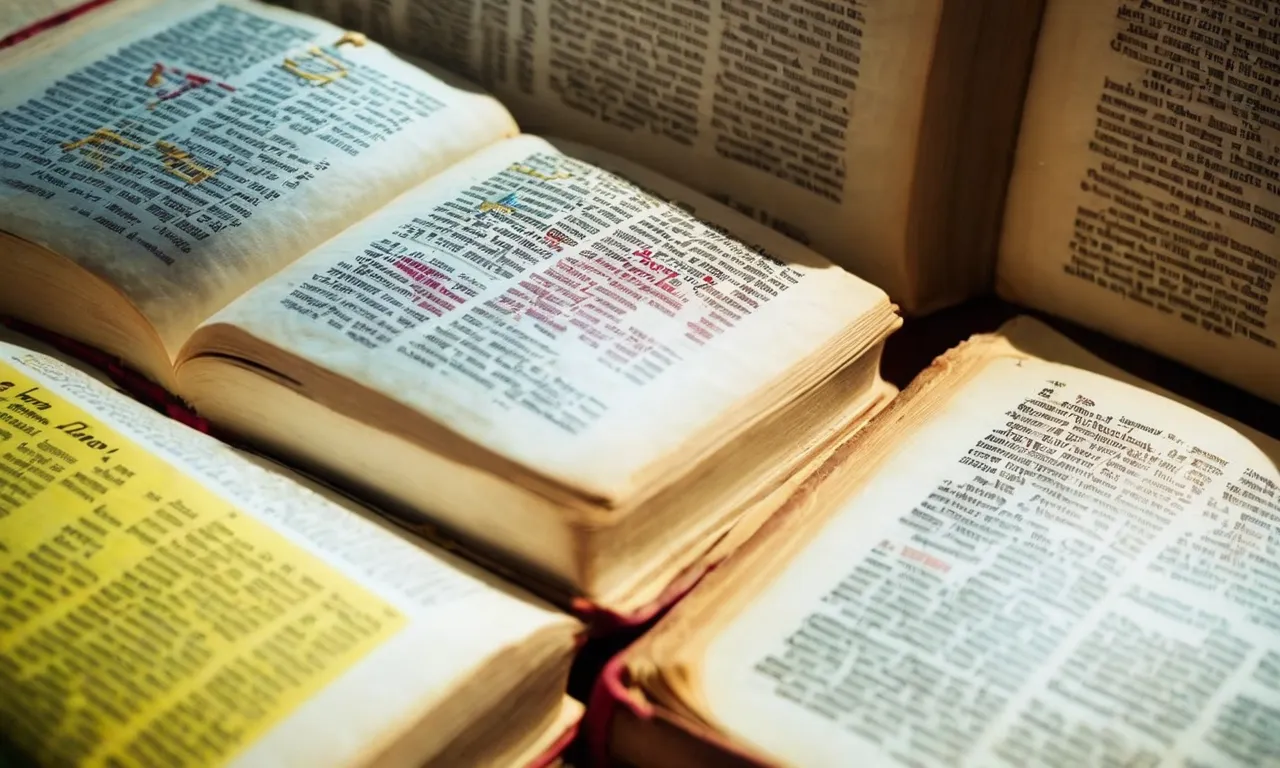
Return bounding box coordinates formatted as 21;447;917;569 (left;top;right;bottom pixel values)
999;0;1280;405
288;0;1280;403
0;0;900;617
0;326;581;767
597;317;1280;767
276;0;1047;314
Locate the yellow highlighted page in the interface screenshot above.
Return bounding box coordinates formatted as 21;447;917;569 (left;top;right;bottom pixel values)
0;361;406;766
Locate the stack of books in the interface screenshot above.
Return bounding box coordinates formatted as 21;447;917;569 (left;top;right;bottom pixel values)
1;0;1277;765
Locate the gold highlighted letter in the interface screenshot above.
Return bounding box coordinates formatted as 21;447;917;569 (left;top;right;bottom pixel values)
155;140;218;185
61;128;143;170
282;46;350;85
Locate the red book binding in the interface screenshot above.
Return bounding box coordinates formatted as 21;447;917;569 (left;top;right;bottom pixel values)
586;654;776;768
0;317;210;433
0;0;117;49
527;716;581;768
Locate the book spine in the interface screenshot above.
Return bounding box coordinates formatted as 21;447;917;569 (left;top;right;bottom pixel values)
586;655;780;767
584;656;654;768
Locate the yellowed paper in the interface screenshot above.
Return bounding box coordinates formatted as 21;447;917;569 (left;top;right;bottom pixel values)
703;353;1280;766
0;0;515;356
1000;0;1280;403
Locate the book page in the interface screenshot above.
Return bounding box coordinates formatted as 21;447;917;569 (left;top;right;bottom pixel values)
1000;0;1280;404
277;0;945;300
0;340;572;766
191;134;892;501
0;0;515;356
701;353;1280;766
